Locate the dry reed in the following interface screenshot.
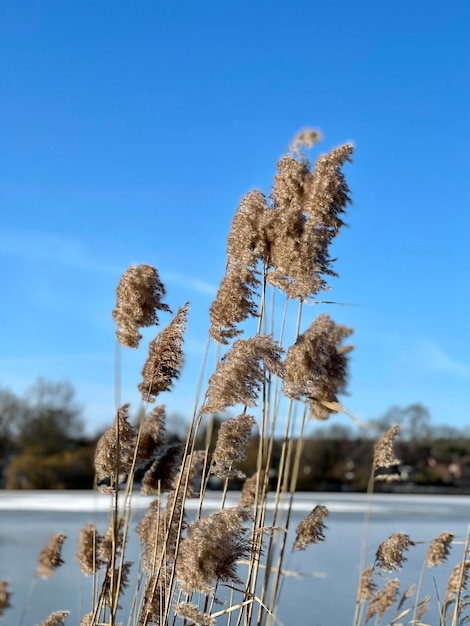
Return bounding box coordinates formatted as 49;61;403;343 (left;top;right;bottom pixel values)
5;128;469;626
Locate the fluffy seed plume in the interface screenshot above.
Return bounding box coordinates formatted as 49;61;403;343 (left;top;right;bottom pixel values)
36;533;66;578
444;561;470;606
265;142;353;300
209;264;260;344
426;532;454;567
283;314;353;420
240;470;268;509
226;190;269;268
76;523;102;575
306;143;353;231
138;303;189;403
172;450;205;499
373;425;401;481
137;492;185;570
201;335;284;415
98;516;124;562
416;595;431;622
94;404;137;492
211;414;256;479
113;264;170;348
40;612;70;626
366;578;400;623
375;533;415;572
140;567;171;625
0;580;11;616
136;405;167;468
293;504;328;551
288;128;322;154
176;507;252;595
265;155;315;298
358;566;377;603
175;602;215;626
141;444;184;495
102;561;132;609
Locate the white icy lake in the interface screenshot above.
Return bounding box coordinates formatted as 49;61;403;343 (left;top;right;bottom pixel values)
1;491;469;625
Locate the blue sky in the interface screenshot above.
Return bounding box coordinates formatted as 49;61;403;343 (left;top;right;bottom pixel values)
1;1;469;435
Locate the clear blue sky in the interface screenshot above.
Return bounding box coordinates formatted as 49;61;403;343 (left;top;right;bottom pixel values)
1;1;469;435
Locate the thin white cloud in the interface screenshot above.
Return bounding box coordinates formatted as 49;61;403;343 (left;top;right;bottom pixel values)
164;270;217;295
400;339;470;379
0;229;120;275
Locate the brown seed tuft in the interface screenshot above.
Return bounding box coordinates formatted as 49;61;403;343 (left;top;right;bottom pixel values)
94;404;137;492
175;507;252;595
36;533;66;578
265;143;353;300
175;602;215;626
0;580;12;616
201;335;284;415
209;263;260;344
366;578;400;622
240;470;268;509
226;190;270;268
76;523;103;575
98;516;125;562
138;303;189;403
135;405;167;468
211;414;256;479
140;567;171;625
283;314;353;420
375;533;415;572
426;532;454;567
293;504;328;551
373;425;401;480
113;264;170;348
141;444;184;495
288;128;322;154
444;560;470;606
40;611;70;626
358;566;377;603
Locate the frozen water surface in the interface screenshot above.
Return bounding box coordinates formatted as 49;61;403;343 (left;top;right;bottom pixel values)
0;491;468;625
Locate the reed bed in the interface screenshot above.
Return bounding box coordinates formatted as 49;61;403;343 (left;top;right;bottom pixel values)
1;129;468;626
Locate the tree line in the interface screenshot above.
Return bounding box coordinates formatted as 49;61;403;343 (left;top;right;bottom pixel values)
1;379;469;491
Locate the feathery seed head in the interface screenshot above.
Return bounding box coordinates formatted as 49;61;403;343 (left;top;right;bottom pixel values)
175;603;215;626
94;404;137;493
138;303;189;403
293;504;329;550
366;578;400;623
373;425;401;479
426;532;454;567
240;470;268;509
211;414;256;479
227;190;270;268
135;405;167;468
175;507;252;595
358;566;377;603
375;533;415;571
40;611;70;626
0;580;11;616
288;128;322;155
283;313;353;420
201;335;283;415
76;523;103;575
141;444;184;495
113;264;170;348
36;533;67;578
209;264;260;344
445;561;470;605
137;496;184;570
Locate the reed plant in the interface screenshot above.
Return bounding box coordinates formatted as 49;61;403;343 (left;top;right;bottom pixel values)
1;129;468;626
